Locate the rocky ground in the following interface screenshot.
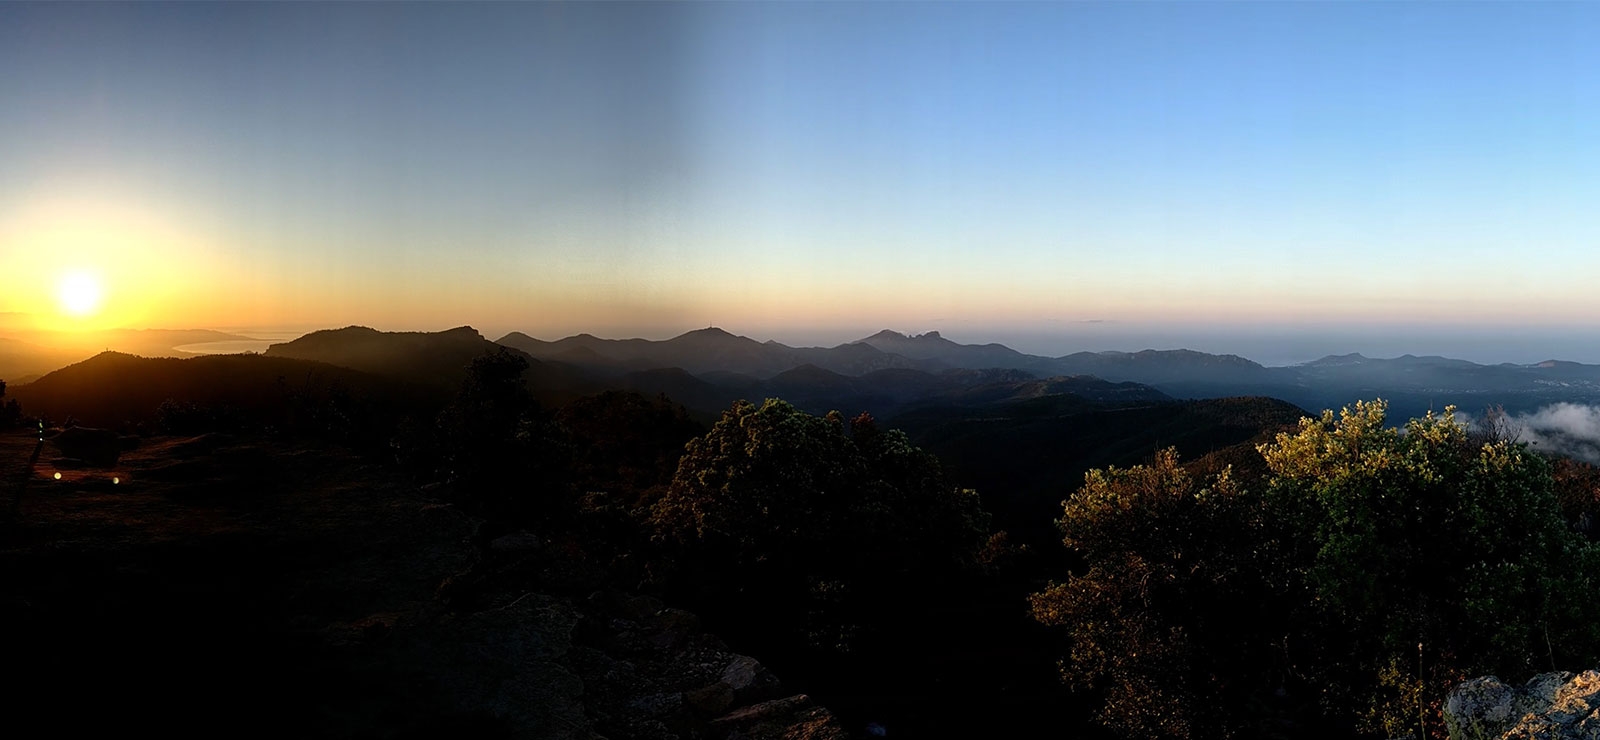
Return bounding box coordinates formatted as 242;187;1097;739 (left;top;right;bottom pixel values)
0;429;848;739
1446;670;1600;740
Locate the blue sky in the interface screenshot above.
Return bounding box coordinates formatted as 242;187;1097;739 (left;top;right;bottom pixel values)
2;2;1597;363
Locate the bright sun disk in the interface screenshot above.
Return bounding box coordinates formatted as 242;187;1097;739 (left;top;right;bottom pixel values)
58;271;104;317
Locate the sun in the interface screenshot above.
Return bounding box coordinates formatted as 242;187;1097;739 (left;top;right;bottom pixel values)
58;271;105;317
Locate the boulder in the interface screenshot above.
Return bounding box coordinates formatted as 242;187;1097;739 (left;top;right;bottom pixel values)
708;694;850;740
720;655;783;706
1446;670;1600;740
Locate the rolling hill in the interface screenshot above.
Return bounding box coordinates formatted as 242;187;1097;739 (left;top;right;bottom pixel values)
10;351;429;428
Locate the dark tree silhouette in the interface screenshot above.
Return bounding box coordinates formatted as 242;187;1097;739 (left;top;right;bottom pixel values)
648;398;992;653
438;348;570;526
556;390;703;506
0;379;19;428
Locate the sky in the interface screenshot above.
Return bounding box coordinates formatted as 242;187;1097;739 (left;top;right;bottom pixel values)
3;2;1599;365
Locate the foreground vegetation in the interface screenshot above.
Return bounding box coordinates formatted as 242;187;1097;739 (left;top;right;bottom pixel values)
7;349;1599;738
1032;401;1600;739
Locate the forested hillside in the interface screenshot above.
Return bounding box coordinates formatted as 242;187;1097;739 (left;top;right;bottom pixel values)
3;337;1597;739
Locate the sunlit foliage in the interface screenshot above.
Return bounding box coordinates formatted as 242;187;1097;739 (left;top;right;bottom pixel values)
1260;400;1600;737
1029;449;1286;739
1032;399;1600;739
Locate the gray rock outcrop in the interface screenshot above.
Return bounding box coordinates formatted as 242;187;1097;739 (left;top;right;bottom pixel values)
1445;670;1600;740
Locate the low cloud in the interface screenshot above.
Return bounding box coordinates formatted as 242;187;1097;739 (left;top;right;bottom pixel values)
1476;403;1600;464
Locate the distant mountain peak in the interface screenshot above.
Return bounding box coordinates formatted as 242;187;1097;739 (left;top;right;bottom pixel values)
1304;352;1369;366
440;325;484;339
302;325;484;341
861;329;945;343
678;327;738;339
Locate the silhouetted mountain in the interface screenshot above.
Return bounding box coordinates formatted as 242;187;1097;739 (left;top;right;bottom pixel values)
11;351;426;428
0;328;262;383
0;336;87;384
695;370;763;393
848;330;1600;420
766;363;858;395
857;329;1050;373
269;326;596;399
269;326;502;384
650;363;1173;421
790;340;939;375
428;325;1600;424
1284;352;1600;421
616;367;740;421
933;375;1173;407
1302;352;1371;367
854;330;1290;396
661;327;801;377
1053;348;1280;384
498;328;932;379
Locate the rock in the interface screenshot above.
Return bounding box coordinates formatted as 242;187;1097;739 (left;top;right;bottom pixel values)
1447;676;1521;740
686;682;736;717
649;608;701;649
720;655;783;706
400;592;600;740
621;593;665;621
1446;670;1600;740
1503;670;1600;740
708;694;850;740
627;690;686;718
488;531;543;554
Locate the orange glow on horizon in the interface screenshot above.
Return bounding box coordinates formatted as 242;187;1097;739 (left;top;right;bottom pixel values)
0;188;226;332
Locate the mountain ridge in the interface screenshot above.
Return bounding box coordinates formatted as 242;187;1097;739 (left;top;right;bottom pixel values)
17;324;1600;427
497;326;1600;422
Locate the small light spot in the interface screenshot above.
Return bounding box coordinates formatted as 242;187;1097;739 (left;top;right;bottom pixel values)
53;472;61;480
112;477;120;485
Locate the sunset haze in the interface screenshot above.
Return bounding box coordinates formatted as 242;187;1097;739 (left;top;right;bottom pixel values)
3;2;1597;362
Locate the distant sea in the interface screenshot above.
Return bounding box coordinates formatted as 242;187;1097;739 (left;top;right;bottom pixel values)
173;331;305;355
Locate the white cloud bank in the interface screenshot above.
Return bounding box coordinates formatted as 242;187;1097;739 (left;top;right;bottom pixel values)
1476;403;1600;464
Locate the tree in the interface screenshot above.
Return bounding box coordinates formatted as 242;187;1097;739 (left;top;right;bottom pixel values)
1259;400;1600;738
436;348;569;526
0;379;19;428
1029;449;1289;739
648;399;992;652
1030;400;1600;739
555;390;703;506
